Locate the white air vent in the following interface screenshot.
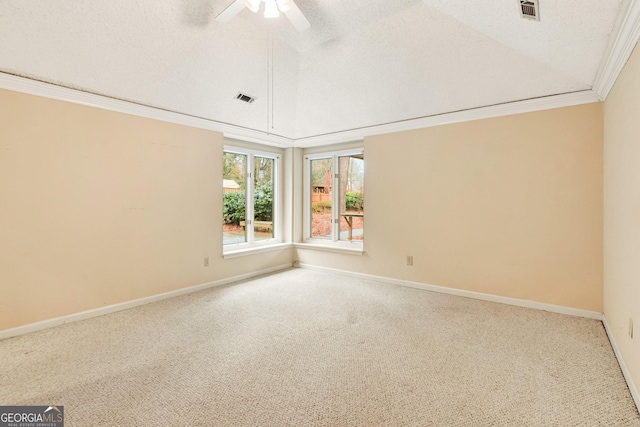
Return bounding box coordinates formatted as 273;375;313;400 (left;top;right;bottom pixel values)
235;92;256;103
519;0;539;21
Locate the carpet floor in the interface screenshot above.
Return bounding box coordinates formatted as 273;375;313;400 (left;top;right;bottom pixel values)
1;268;639;426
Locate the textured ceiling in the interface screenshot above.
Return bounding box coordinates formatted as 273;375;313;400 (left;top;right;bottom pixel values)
0;0;630;140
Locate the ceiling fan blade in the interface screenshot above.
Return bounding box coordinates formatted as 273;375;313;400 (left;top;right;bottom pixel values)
283;0;310;31
215;0;246;23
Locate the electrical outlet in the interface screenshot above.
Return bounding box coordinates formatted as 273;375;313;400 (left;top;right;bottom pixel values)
407;256;413;266
630;318;634;339
204;257;209;267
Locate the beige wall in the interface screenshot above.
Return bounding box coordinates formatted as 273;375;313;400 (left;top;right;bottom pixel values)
0;89;291;331
297;103;604;312
0;86;606;332
604;44;640;397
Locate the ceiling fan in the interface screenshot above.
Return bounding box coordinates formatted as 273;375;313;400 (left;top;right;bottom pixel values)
215;0;311;31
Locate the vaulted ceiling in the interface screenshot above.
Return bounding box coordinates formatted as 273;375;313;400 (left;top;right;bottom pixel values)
0;0;633;145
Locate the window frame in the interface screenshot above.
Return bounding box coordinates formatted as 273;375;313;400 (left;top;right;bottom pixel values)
223;145;282;253
303;147;364;245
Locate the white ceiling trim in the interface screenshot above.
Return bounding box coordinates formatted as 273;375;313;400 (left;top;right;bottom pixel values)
0;72;294;149
293;91;601;147
593;0;640;99
1;1;637;148
0;72;603;149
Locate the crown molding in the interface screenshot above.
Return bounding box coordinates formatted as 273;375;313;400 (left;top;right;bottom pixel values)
593;0;640;99
4;0;638;151
293;90;601;147
0;72;294;148
0;73;602;149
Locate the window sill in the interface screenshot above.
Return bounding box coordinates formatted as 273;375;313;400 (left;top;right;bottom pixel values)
294;241;364;256
223;242;293;259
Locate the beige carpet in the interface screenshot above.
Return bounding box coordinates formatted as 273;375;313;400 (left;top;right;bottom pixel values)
1;268;639;426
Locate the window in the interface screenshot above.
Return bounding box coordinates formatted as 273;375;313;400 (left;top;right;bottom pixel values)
223;146;279;249
305;148;364;243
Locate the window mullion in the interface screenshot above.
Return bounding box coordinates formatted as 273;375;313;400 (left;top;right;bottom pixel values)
273;155;280;240
246;154;255;244
332;155;340;242
303;156;312;240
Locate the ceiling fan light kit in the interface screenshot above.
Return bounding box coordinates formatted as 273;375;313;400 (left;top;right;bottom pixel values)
216;0;310;31
276;0;292;13
264;0;280;18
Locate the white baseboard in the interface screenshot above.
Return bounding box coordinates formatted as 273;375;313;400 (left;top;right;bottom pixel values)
297;263;603;320
0;263;293;340
603;316;640;411
297;263;638;411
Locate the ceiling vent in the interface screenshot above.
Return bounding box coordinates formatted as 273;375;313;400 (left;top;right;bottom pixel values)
519;0;540;21
235;92;256;103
